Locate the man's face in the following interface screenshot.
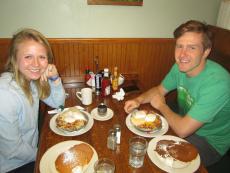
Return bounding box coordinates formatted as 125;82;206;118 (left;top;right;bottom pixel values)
16;40;48;81
175;32;210;77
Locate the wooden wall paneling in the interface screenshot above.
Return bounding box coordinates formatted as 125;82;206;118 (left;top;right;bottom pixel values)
78;43;93;76
107;43;116;71
0;38;174;90
141;42;157;90
54;43;65;76
136;42;146;89
157;41;174;81
73;43;80;76
137;40;175;90
0;39;10;73
137;42;158;90
125;43;139;74
92;43;103;72
120;43;127;73
208;25;230;72
148;42;161;89
51;42;80;84
88;43;95;72
63;43;70;77
68;42;75;78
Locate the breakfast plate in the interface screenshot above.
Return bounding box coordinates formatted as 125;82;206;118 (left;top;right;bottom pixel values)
130;110;162;132
147;135;200;173
50;109;94;136
125;113;168;138
90;107;114;121
39;140;98;173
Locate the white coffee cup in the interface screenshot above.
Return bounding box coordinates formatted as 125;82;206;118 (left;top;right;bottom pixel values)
76;88;92;105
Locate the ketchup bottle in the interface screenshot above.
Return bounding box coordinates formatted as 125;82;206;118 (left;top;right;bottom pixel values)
101;68;111;97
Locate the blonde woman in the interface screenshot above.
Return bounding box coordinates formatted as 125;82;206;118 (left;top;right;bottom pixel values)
0;28;65;173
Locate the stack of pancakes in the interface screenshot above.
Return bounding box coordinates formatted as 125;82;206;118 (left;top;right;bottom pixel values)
155;140;198;168
55;143;94;173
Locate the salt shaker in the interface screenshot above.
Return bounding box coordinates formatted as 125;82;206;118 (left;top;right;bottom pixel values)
107;129;117;150
113;124;121;144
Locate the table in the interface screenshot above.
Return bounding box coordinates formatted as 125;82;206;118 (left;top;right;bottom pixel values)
34;85;208;173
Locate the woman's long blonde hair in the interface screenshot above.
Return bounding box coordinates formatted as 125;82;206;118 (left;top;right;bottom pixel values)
5;28;53;104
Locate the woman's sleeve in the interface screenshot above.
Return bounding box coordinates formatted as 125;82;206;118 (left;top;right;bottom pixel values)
0;90;36;162
42;79;66;108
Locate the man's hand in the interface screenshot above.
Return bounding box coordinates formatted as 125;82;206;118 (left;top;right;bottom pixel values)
124;99;140;114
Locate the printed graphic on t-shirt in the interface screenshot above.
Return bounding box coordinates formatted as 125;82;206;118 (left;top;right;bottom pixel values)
177;86;194;115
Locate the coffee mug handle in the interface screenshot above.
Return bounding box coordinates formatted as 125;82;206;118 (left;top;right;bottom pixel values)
76;91;82;101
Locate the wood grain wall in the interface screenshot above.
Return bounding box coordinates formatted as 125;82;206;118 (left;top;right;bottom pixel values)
0;38;175;90
208;25;230;72
1;25;229;91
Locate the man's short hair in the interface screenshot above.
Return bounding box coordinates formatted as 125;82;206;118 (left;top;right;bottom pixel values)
174;20;212;50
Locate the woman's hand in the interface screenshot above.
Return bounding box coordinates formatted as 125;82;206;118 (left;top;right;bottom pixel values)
40;64;59;82
124;99;141;114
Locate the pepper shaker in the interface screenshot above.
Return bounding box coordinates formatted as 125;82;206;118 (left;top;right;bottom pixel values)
113;124;121;144
107;129;117;150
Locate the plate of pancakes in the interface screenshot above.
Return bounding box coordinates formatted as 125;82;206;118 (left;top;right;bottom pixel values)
50;106;94;136
126;109;169;138
40;140;98;173
147;135;200;173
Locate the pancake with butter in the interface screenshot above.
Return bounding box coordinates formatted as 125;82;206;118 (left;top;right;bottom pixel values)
56;107;88;132
130;110;162;132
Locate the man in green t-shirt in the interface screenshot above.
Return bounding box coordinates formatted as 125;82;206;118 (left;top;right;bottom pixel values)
124;20;230;167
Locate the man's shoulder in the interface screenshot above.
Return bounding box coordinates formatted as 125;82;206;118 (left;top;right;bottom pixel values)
207;60;230;75
203;60;230;82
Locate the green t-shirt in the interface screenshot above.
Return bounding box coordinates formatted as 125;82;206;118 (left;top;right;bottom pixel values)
162;60;230;155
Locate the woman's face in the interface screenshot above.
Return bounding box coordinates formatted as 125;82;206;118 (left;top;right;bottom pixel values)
16;40;48;81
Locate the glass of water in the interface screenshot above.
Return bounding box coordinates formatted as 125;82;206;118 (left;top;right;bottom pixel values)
94;158;115;173
129;136;148;168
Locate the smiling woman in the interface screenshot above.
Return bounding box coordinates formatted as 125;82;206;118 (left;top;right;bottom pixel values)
87;0;143;6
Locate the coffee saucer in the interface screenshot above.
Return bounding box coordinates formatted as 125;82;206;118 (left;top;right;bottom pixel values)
90;107;114;121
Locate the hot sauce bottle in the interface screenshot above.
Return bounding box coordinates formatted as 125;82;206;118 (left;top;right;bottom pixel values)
112;67;119;91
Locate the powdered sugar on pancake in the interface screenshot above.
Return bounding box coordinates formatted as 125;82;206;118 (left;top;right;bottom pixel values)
155;140;198;168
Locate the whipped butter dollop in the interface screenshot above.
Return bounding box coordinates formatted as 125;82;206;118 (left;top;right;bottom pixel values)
133;111;157;122
145;114;156;122
63;111;86;123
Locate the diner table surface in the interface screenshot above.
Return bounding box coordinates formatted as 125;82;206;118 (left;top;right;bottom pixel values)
34;84;208;173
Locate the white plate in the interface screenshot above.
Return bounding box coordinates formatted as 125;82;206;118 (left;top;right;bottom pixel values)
39;140;98;173
90;107;114;121
50;110;94;136
147;135;200;173
125;113;168;138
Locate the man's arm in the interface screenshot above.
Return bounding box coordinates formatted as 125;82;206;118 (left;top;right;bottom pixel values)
151;93;203;138
136;84;168;104
124;84;167;113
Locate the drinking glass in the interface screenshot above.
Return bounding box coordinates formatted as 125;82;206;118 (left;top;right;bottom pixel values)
129;136;148;168
94;158;115;173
